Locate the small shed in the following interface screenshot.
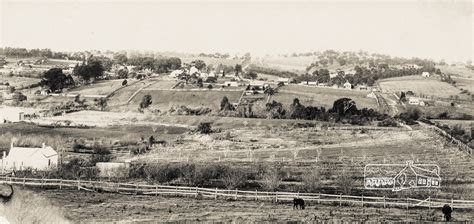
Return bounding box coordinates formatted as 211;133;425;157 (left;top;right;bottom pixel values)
421;72;430;78
343;81;352;89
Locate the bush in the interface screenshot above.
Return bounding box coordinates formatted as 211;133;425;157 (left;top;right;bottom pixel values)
302;169;321;192
222;168;247;189
139;94;152;109
378;118;398;127
336;169;355;194
197;122;212;134
260;163;283;191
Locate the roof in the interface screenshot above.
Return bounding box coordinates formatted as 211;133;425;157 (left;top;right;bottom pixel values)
8;146;57;159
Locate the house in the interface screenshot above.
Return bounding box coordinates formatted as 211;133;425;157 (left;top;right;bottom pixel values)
393;161;441;191
277;78;290;85
188;66;199;75
169;69;184;78
318;83;328;87
0;106;25;123
358;85;368;90
408;97;425;106
208;71;216;78
224;81;239;87
421;72;430;78
343;81;352;89
2;142;58;171
329;73;338;78
247;81;268;93
308;81;318;86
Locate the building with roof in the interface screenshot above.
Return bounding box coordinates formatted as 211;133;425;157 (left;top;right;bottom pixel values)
343;81;352;89
393;161;441;191
421;72;431;78
0;106;25;123
2;142;58;171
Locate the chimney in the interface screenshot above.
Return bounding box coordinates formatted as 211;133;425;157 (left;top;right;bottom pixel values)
42;143;45;149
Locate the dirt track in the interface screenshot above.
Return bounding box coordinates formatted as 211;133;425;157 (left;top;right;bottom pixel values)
34;189;474;223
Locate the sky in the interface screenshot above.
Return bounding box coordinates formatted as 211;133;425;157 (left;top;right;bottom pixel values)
0;0;472;62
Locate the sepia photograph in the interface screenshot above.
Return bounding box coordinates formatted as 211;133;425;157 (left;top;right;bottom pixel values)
0;0;473;223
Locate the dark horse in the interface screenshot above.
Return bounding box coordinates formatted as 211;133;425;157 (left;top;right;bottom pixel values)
0;184;14;203
293;198;305;210
442;204;452;222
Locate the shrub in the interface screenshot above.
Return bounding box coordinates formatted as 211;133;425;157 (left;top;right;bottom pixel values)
336;169;355;194
222;168;247;189
139;94;152;109
197;122;212;134
302;169;321;192
260;163;283;191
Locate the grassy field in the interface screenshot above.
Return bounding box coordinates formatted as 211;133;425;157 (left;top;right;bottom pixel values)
130;89;243;111
454;77;474;93
26;188;474;223
438;65;474;79
273;84;378;109
68;79;128;96
0;75;40;88
378;76;463;99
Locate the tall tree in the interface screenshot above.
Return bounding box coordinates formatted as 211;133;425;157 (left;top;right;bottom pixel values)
40;68;74;93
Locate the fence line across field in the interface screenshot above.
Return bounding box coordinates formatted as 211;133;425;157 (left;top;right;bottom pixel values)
1;176;473;209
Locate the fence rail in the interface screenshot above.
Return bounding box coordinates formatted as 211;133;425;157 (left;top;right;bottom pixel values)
1;176;473;209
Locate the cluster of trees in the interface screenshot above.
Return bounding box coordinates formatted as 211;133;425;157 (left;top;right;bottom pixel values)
247;65;299;78
297;65;435;87
39;68;75;93
73;59;105;83
0;47;54;58
128;56;181;73
267;98;386;125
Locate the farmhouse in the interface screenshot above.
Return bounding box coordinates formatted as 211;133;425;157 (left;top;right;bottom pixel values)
393;161;441;191
277;78;290;85
247;81;268;93
421;72;430;78
343;81;352;89
0;106;25;123
307;81;318;86
2;142;58;171
408;97;425;106
169;69;184;78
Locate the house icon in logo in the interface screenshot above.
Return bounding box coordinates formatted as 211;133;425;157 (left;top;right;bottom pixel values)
393;161;441;191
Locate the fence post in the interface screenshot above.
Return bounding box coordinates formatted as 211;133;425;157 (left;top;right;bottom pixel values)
59;179;62;189
383;196;386;208
77;179;80;191
23;177;25;187
214;188;217;200
451;198;453;208
41;177;44;188
318;192;320;204
339;193;342;206
428;196;431;211
175;186;178;197
255;190;258;201
361;195;364;207
195;186;198;198
155;185;158;196
275;192;278;203
406;197;409;220
234;189;237;200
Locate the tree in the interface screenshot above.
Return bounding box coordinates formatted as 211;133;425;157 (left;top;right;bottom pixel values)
330;98;358;116
207;84;213;90
264;87;277;96
113;53;128;65
94;98;107;111
235;64;242;76
122;79;128;86
139;94;152;109
197;122;212;134
73;60;104;83
220;96;235;111
11;92;27;104
40;68;74;93
192;60;206;70
116;69;128;79
89;56;113;71
244;71;258;80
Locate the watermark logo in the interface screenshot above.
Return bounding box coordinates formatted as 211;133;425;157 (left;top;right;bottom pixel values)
364;161;441;191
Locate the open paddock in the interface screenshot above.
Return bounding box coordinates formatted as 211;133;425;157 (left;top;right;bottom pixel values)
378;76;463;99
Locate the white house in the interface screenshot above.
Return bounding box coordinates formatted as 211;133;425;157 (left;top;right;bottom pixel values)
188;66;199;75
2;142;58;171
277;78;290;85
343;81;352;89
169;69;184;78
208;71;216;78
307;81;318;86
408;98;425;106
421;72;430;78
224;81;239;87
0;106;25;123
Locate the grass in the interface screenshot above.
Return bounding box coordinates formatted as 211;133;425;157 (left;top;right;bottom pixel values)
273;84;378;109
0;75;40;88
68;79;127;96
437;65;474;79
378;76;463;99
130;89;243;111
0;187;69;224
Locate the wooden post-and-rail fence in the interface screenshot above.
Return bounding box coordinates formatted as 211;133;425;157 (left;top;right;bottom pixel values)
1;176;473;209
